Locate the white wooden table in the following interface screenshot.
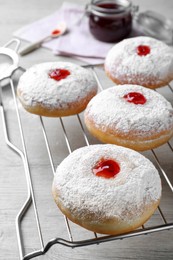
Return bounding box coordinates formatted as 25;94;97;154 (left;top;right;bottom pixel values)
0;0;173;259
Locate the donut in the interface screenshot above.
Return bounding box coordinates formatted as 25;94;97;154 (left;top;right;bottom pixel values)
84;84;173;151
17;62;98;117
105;36;173;89
52;144;162;235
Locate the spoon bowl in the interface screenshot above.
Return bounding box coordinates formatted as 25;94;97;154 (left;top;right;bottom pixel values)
19;22;67;56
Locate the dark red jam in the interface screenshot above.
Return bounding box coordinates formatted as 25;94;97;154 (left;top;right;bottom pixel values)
98;3;120;8
93;159;120;178
89;1;132;42
137;45;151;56
48;69;70;81
123;92;147;105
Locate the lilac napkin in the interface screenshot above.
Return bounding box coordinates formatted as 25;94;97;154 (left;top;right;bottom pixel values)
54;3;114;59
14;2;142;64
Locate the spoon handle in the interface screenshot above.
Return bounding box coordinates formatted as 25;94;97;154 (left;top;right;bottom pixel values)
19;36;50;56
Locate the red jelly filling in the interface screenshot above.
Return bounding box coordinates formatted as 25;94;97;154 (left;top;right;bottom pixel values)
49;69;70;81
93;159;120;179
137;45;151;56
124;92;147;105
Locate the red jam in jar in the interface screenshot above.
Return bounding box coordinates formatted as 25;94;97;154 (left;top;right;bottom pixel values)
87;0;133;42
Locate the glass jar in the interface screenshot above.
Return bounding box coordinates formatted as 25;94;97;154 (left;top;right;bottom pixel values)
86;0;134;43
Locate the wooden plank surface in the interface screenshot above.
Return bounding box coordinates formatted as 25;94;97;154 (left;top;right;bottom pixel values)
0;0;173;259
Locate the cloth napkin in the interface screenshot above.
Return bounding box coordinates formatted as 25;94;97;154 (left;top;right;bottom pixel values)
14;2;143;64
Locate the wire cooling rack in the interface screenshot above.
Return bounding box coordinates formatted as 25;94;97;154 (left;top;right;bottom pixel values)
1;39;173;260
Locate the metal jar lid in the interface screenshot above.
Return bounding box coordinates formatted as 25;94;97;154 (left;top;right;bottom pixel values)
135;10;173;45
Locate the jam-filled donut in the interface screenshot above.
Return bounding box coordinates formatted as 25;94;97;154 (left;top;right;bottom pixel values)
52;144;161;235
105;36;173;89
84;84;173;151
17;62;98;117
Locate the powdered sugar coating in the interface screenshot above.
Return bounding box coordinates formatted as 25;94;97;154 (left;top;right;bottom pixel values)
105;36;173;87
53;144;161;223
17;62;98;109
85;85;173;138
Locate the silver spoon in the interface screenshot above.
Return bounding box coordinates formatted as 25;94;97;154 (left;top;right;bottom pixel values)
19;22;67;56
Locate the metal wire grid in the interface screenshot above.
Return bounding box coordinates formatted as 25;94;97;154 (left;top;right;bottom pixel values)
1;39;173;260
